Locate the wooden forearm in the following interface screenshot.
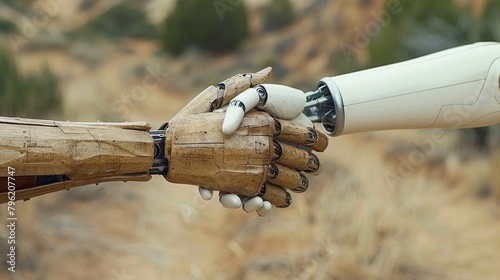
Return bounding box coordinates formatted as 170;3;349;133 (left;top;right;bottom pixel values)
0;117;155;203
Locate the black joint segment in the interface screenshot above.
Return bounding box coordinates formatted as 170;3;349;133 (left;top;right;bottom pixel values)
292;173;309;193
255;85;268;104
217;84;226;91
149;130;169;175
277;192;293;208
229;100;246;111
258;185;266;197
306;153;320;173
273;119;282;137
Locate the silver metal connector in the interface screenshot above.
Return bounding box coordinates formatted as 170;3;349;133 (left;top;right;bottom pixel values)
303;79;345;136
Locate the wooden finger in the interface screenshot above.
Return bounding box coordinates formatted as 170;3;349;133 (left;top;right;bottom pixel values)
273;141;321;173
267;163;308;193
274;119;329;152
258;183;292;208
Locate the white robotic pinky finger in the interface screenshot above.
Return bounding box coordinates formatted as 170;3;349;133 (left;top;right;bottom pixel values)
257;201;272;216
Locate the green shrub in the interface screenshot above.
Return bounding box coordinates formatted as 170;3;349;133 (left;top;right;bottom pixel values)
0;19;17;34
0;46;62;118
2;0;33;12
161;0;249;56
69;3;158;39
477;0;500;41
261;0;295;31
364;0;479;67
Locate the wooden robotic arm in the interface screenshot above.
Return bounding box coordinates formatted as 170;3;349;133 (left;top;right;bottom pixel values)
0;117;155;202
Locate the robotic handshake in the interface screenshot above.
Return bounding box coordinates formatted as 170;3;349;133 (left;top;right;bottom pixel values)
1;42;499;216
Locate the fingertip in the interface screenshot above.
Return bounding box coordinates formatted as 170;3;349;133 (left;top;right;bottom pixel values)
219;194;242;209
257;201;272;216
198;187;213;200
222;106;244;134
243;196;264;213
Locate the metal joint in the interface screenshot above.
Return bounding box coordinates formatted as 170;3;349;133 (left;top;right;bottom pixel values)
303;79;345;136
149;130;168;175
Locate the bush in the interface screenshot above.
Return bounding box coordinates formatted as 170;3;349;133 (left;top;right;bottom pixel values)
2;0;33;12
69;3;158;39
477;0;500;41
161;0;249;56
261;0;295;31
0;46;62;118
0;19;17;34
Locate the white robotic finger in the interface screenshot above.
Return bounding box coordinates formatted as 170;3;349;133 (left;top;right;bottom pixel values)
222;84;307;134
257;201;272;216
219;193;243;209
242;196;264;213
198;187;213;200
257;84;306;119
222;88;261;134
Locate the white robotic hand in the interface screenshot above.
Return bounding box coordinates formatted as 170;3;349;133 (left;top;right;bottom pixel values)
222;84;312;133
199;84;311;216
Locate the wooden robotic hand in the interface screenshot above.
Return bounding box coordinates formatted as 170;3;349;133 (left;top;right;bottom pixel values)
163;67;328;208
164;111;327;208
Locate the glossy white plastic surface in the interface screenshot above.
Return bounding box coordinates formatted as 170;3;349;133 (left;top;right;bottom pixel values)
258;84;306;119
222;84;307;134
222;88;260;134
324;42;500;135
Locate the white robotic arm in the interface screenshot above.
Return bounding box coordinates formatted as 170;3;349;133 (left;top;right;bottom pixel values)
224;42;500;136
304;42;500;136
215;42;500;215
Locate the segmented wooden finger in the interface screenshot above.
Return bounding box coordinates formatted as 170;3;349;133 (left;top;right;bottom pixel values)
312;130;329;152
273;141;321;173
274;119;329;152
211;67;272;110
259;183;292;208
267;163;308;193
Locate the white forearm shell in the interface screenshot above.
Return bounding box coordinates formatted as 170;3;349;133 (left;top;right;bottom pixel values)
323;42;500;135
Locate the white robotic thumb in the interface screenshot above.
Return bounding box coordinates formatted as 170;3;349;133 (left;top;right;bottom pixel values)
222;88;261;134
222;84;307;134
257;84;306;120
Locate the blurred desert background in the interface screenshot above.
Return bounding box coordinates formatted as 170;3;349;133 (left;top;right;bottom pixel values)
0;0;499;279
